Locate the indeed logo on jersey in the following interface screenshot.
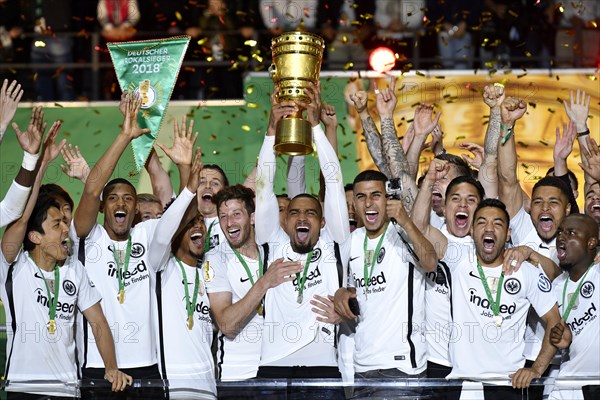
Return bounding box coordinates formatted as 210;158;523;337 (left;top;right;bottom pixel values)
292;265;323;291
107;259;149;286
195;300;212;324
353;271;387;296
469;288;516;318
35;288;75;318
567;302;597;336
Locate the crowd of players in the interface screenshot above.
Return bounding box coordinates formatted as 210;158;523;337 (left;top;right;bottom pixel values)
0;76;599;400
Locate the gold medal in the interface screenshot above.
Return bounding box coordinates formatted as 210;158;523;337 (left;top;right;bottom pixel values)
48;319;56;334
187;315;194;330
119;289;125;304
257;303;264;316
493;315;503;327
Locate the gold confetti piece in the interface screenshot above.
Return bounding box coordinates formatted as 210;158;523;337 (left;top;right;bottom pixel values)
252;54;263;62
233;147;242;151
246;85;254;94
175;11;182;21
547;108;556;113
343;62;354;70
212;150;220;155
355;158;362;163
456;135;466;140
528;102;537;108
525;51;532;57
342;35;348;43
197;38;208;45
54;103;64;107
244;40;257;47
556;75;560;81
435;76;445;79
517;141;529;147
587;75;597;81
508;9;518;18
209;134;217;140
93;130;101;135
539;139;549;146
415;71;425;76
241;125;251;131
247;103;259;109
517;73;527;78
521;163;530;169
343;141;352;148
203;115;211;119
238;55;248;62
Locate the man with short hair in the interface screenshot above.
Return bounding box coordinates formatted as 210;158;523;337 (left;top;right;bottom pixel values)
254;83;349;396
205;184;302;397
445;199;570;399
135;193;163;224
334;169;438;398
551;214;599;400
198;164;229;252
71;95;177;395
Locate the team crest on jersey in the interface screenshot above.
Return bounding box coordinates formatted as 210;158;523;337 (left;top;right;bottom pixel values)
63;280;77;296
504;278;521;295
377;247;386;263
580;281;595;298
538;274;552;292
310;248;322;263
131;243;145;258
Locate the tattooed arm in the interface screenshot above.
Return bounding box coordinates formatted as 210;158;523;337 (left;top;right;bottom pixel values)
350;90;391;177
479;84;505;199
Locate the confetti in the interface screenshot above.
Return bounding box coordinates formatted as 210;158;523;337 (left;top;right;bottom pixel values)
517;141;529;147
539;139;549;146
241;125;251;131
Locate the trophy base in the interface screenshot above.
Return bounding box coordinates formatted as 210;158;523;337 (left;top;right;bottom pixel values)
274;118;313;156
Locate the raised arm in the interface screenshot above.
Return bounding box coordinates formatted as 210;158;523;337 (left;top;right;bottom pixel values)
349;90;391;177
287;156;306;198
376;76;419;211
1;106;48;228
155;115;199;198
553;121;579;213
73;94;150;239
255;91;299;244
479;84;506;198
147;148;202;270
304;85;350;243
0;79;23;144
60;144;91;183
497;97;527;219
411;158;450;259
406;104;441;179
1;122;65;262
563;89;592;192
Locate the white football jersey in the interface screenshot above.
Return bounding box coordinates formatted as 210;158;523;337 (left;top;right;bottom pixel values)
156;256;216;399
425;227;474;367
260;228;346;367
71;221;159;369
0;251;101;397
348;223;427;375
553;265;600;378
446;246;557;381
205;241;271;381
510;206;559;360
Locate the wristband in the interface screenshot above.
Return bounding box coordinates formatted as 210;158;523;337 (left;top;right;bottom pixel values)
577;129;590;138
22;151;40;171
500;123;514;145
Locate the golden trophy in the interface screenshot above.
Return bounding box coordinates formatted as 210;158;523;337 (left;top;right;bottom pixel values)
270;31;325;155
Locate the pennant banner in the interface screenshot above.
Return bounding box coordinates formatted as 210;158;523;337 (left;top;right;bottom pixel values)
108;36;190;172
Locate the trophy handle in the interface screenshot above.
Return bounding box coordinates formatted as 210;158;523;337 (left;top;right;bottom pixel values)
268;63;276;79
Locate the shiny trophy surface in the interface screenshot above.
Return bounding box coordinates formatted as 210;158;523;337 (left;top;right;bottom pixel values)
270;31;325;155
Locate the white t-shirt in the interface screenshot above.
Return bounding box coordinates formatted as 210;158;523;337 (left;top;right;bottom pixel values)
425;227;474;367
156;256;216;399
510;206;559;360
553;265;600;378
446;248;557;381
205;241;271;381
71;221;160;369
259;228;346;367
348;223;427;375
0;251;100;397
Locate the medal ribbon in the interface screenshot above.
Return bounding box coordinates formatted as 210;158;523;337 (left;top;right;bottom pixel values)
113;237;132;303
295;250;314;303
561;266;592;321
35;263;60;333
476;261;504;317
204;220;216;252
175;258;200;325
232;247;263;286
363;224;387;290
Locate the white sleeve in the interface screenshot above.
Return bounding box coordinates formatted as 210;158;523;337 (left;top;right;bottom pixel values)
75;262;102;312
314;125;350;243
255;135;282;244
509;206;534;246
205;249;232;293
147;187;195;271
287;156;306;198
0;181;31;228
